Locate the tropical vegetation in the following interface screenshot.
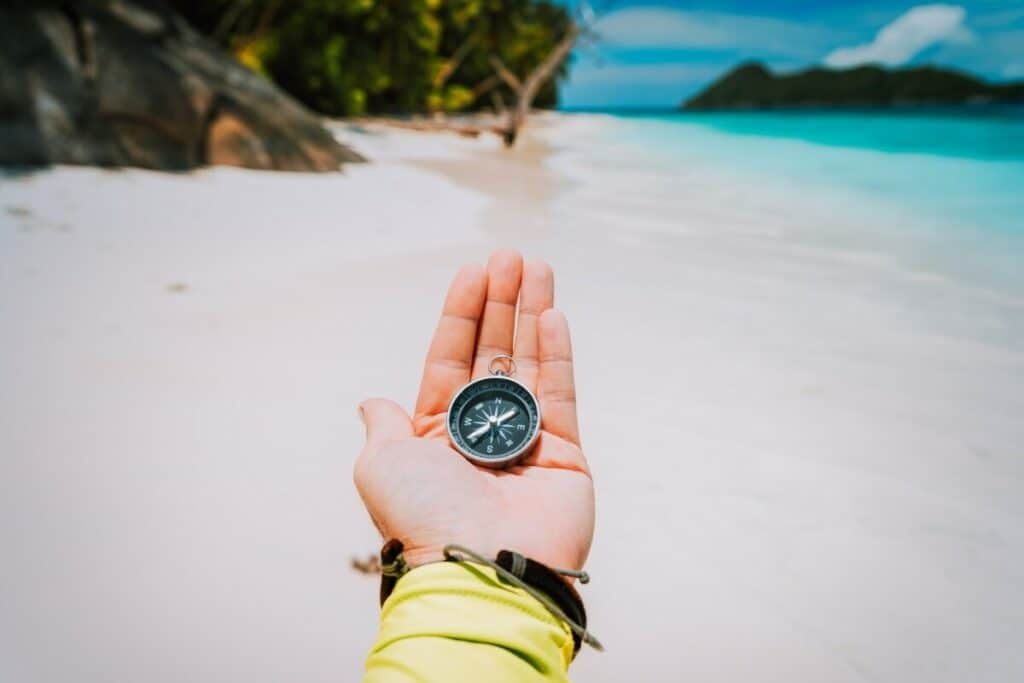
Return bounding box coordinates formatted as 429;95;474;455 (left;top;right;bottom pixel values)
171;0;574;117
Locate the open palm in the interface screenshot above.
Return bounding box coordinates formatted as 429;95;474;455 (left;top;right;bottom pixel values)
354;250;594;572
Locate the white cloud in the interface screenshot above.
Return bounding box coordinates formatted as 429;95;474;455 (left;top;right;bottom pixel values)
594;8;839;58
824;4;972;68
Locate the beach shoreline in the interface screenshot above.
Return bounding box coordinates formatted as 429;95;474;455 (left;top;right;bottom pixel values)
1;113;1022;682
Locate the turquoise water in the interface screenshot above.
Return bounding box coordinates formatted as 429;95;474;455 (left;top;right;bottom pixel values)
564;108;1024;290
634;108;1024;161
610;109;1024;241
557;111;1019;292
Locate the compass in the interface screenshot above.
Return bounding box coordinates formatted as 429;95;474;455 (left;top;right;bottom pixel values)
447;354;541;468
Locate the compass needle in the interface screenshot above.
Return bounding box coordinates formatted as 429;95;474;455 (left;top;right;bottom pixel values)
466;422;491;444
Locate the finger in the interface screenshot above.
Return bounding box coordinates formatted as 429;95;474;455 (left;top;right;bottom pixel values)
513;260;554;392
415;264;487;418
537;309;580;446
354;399;414;523
359;398;414;453
472;249;523;378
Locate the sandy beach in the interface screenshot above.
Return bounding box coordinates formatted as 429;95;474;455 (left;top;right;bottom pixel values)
2;114;1022;682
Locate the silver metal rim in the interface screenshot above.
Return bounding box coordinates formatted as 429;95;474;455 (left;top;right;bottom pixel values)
445;374;542;469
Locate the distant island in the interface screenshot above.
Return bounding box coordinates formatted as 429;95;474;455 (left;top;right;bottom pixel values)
681;62;1024;111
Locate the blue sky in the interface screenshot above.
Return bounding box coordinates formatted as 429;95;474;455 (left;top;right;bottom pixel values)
558;1;1024;108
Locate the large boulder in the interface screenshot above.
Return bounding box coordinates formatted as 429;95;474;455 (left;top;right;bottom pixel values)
0;0;363;171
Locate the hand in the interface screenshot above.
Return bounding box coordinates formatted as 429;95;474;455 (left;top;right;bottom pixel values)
354;249;595;573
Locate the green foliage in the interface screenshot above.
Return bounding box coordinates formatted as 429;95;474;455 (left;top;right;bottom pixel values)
170;0;573;116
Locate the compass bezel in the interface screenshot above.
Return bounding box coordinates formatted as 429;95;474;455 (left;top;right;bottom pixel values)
446;374;542;468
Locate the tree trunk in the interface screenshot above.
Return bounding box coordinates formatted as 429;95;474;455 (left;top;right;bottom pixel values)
493;23;580;147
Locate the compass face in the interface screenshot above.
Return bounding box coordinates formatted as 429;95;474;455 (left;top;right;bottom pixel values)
447;376;541;467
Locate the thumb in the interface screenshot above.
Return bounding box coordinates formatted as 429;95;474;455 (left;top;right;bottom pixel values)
359;398;414;451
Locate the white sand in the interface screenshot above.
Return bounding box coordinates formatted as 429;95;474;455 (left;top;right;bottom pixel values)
1;114;1022;682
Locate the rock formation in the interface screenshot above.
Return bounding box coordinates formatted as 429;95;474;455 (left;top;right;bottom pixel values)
0;0;363;171
682;62;1024;111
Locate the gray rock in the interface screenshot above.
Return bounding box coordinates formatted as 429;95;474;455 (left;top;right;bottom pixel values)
0;0;363;171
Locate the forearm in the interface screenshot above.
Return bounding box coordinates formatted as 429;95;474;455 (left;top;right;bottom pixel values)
363;562;574;683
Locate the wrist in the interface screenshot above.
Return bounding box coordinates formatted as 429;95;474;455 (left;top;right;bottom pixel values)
399;545;454;569
395;538;587;584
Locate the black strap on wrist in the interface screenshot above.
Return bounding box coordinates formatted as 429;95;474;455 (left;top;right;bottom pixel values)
494;549;590;656
378;539;407;606
376;540;601;657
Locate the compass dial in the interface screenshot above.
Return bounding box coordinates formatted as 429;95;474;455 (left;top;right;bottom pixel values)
447;376;541;467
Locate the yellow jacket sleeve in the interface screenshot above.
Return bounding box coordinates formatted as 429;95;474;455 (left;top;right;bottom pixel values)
363;561;575;682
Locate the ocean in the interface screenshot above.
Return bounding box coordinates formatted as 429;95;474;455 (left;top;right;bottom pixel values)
551;108;1024;292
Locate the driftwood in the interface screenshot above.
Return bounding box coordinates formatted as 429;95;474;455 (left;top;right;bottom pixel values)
379;23;583;148
485;0;610;146
495;23;580;146
422;2;603;147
